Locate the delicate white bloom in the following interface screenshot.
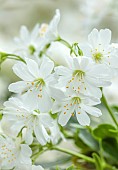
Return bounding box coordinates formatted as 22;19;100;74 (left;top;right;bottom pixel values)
51;87;102;126
55;56;111;98
14;24;40;55
14;9;60;57
81;29;118;70
0;135;32;170
2;97;54;145
9;57;55;112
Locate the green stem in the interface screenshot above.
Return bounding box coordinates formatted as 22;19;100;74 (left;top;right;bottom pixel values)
102;93;118;128
56;36;72;49
31;149;47;164
52;146;95;163
7;54;26;63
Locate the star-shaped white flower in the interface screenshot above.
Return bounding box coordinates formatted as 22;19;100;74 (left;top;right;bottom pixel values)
14;9;60;57
55;56;111;98
81;28;118;70
2;97;54;145
9;57;55;112
14;24;40;55
0;135;32;170
51;87;102;126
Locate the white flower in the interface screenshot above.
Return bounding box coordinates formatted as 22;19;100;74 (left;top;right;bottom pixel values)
14;24;40;55
9;57;55;112
51;87;102;126
14;9;60;57
2;96;53;145
81;29;118;69
55;56;111;98
0;135;32;170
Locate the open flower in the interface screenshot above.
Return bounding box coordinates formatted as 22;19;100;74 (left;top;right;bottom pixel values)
81;29;118;70
2;97;54;145
0;135;32;170
9;57;55;112
52;87;102;126
14;9;60;57
14;24;40;56
55;56;111;98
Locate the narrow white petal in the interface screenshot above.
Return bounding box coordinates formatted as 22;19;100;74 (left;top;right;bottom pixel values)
58;111;72;126
82;105;102;117
99;29;111;47
40;57;54;78
88;28;99;48
8;81;28;93
76;110;90;126
13;63;34;81
26;58;39;77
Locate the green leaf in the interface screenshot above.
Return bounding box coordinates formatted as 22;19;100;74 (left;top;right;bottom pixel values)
79;129;99;151
93;124;117;140
66;165;75;170
102;138;118;163
92;153;103;170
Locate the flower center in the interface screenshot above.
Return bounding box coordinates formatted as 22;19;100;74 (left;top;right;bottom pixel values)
28;45;36;55
34;78;45;87
93;52;103;63
72;97;81;104
73;70;85;79
33;110;40;116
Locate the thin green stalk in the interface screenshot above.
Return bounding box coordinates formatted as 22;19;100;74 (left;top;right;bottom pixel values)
52;146;95;163
7;54;26;63
102;93;118;128
56;36;72;49
31;149;48;164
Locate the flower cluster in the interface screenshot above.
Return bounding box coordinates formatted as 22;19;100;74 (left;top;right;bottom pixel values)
0;9;118;169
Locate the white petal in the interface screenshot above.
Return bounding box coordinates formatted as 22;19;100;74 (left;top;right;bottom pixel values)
76;110;90;126
50;86;66;101
82;105;102;117
31;24;40;40
20;144;32;157
88;28;99;48
73;57;80;69
13;63;34;81
34;123;48;145
19;144;32;164
40;57;54;78
55;66;71;76
40;113;53;127
99;29;111;47
8;81;28;93
20;26;30;42
52;101;61;113
26;58;39;77
32;165;44;170
58;111;72;126
24;128;33;145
